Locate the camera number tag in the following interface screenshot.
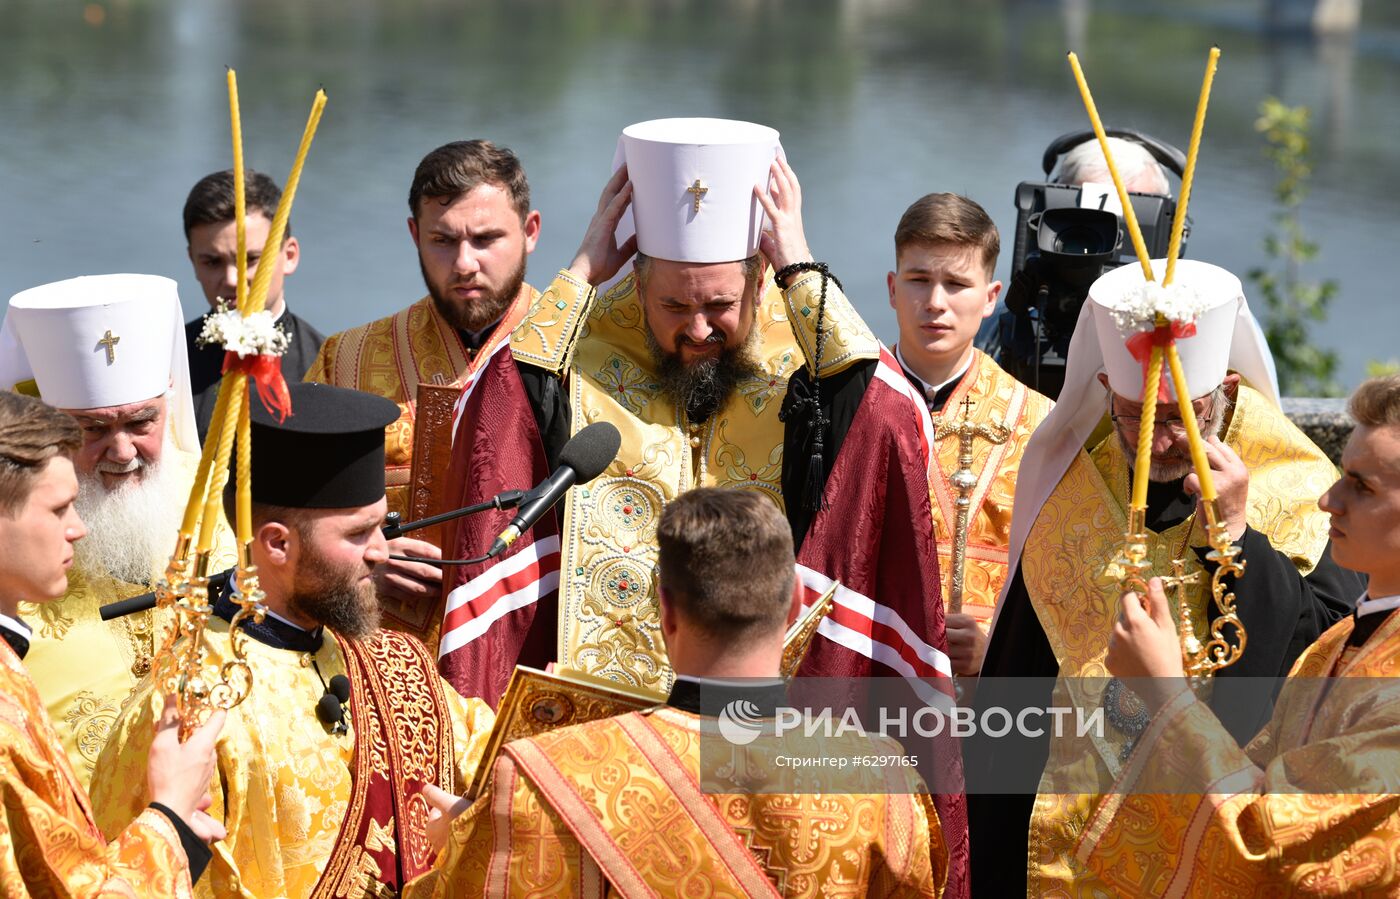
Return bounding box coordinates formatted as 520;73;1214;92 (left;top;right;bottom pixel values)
1077;181;1124;217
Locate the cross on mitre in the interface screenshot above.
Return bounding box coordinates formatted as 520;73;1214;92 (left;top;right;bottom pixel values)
96;329;120;365
686;179;708;213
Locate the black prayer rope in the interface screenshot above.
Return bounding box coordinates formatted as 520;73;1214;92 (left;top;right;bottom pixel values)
775;261;839;513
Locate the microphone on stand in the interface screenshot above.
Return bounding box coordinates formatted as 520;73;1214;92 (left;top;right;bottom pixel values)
486;422;622;560
389;421;622;567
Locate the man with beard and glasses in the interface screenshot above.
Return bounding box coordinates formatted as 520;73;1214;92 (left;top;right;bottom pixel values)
91;382;496;899
966;259;1365;897
307;140;542;645
0;274;236;787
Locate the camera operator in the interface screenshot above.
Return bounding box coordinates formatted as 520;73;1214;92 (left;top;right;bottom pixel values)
981;130;1185;399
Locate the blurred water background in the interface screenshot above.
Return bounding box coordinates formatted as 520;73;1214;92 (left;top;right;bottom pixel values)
3;0;1397;388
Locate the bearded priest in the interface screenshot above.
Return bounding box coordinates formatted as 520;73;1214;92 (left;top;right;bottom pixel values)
90;382;496;898
0;274;236;786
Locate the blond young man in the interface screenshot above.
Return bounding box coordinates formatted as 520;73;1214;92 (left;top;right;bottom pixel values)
887;193;1052;675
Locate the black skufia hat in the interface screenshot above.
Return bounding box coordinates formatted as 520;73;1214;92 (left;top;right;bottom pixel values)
244;382;400;509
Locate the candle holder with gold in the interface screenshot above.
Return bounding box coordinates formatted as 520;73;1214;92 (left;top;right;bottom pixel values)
1178;497;1246;684
140;69;324;740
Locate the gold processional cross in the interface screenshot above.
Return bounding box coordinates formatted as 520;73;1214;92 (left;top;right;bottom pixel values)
96;329;120;365
686;179;708;213
932;396;1011;614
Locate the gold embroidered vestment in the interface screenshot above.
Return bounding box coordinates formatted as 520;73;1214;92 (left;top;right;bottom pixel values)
1020;383;1339;896
19;447;236;788
404;705;946;898
89;621;495;899
510;269;879;694
0;639;196;897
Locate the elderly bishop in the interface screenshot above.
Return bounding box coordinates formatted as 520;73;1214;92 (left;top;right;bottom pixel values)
0;274;235;785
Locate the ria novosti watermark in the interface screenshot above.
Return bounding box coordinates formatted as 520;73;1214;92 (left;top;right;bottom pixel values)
717;697;1104;745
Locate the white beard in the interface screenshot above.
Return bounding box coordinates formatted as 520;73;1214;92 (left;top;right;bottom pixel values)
73;442;186;586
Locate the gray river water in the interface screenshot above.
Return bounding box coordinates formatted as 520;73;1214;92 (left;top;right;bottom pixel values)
4;0;1398;387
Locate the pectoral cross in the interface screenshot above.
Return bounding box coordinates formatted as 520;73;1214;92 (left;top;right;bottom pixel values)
96;330;120;365
932;397;1011;614
686;179;709;213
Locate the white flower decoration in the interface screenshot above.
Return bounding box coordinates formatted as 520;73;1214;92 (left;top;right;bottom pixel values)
198;303;290;358
1110;280;1212;336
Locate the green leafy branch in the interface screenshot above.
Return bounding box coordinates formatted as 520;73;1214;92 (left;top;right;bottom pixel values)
1248;97;1342;397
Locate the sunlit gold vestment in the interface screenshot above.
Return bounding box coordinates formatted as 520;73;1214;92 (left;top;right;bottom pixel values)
305;285;538;520
89;620;495;898
1020;384;1338;896
511;269;878;694
924;349;1051;625
0;639;195;897
404;705;945;898
1076;608;1400;896
19;447;236;789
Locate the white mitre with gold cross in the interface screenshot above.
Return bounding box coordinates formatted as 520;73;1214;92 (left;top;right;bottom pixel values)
618;117;782;264
0;273;199;454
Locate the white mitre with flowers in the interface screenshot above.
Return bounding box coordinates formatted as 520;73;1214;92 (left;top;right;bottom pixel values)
1090;258;1242;401
986;256;1281;637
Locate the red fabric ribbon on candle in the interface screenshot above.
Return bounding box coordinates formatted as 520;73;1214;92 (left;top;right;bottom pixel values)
1125;321;1196;403
222;352;293;422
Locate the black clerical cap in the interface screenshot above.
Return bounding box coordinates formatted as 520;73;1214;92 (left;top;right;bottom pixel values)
245;382;400;509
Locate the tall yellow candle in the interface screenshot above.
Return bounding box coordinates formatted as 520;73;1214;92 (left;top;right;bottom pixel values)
1164;47;1220;286
236;388;253;545
1067;52;1155;281
227;68;248;312
243;89;327;318
1165;343;1217;502
179;377;236;535
1130;344;1164;511
198;377;246;553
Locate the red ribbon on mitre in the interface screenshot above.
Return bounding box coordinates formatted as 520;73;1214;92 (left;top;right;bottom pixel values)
1125;320;1196;403
222;352;293;422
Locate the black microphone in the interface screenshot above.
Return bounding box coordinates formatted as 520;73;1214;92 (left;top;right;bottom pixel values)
487;422;621;559
317;674;351;734
99;568;235;621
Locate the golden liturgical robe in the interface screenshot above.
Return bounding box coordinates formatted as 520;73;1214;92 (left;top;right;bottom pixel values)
404;706;946;898
1021;384;1340;896
1076;608;1400;897
0;639;196;897
90;619;495;898
19;447;236;788
305;286;538;523
922;349;1051;625
511;269;879;693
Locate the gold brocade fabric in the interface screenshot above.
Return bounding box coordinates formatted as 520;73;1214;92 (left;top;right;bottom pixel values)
305;285;539;521
925;350;1051;625
403;706;945;898
1020;384;1338;897
511;269;879;694
0;639;194;897
1076;611;1400;897
18;447;236;789
89;621;495;899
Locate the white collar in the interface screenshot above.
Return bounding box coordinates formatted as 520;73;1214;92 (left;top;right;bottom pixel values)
0;612;32;640
1356;593;1400;619
895;345;974;397
263;606;315;633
